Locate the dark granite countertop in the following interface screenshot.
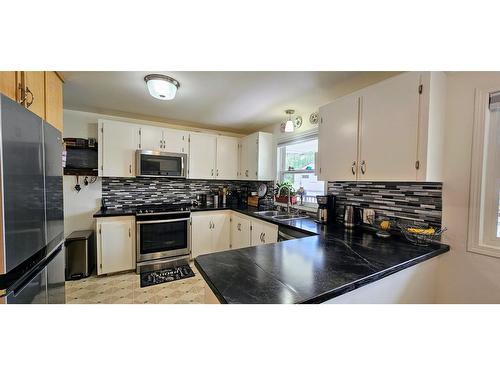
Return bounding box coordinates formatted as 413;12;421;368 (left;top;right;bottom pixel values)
93;204;449;304
192;206;449;304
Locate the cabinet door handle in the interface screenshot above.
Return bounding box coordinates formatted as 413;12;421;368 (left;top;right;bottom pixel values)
129;164;132;174
360;160;366;175
262;233;266;242
237;223;241;231
245;170;248;177
351;161;356;175
128;227;131;237
25;87;34;108
18;83;27;105
216;169;219;177
211;168;214;176
209;221;212;229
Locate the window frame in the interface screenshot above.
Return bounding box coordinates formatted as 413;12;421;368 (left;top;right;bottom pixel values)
276;135;325;208
468;87;500;257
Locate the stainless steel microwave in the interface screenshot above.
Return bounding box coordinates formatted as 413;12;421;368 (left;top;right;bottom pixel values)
136;150;187;178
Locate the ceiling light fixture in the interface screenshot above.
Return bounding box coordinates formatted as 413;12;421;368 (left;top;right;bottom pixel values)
284;109;295;132
144;74;180;101
281;109;302;133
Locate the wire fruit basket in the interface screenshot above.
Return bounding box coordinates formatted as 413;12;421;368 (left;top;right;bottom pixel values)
397;222;447;246
367;214;396;238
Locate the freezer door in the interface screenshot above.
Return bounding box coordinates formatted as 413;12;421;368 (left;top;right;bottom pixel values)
1;95;46;272
43;121;64;243
47;246;65;304
6;265;47;304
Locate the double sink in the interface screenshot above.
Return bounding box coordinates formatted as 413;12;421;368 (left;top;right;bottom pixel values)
254;210;308;222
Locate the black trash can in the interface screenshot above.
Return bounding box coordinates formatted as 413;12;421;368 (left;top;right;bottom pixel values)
65;230;95;280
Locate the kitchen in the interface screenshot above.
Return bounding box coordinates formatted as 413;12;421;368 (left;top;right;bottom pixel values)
1;69;498;305
3;2;500;374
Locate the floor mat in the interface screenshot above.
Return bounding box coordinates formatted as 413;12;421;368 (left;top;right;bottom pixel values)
140;264;195;288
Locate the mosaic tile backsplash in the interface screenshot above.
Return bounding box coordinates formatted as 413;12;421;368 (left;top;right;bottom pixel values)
327;181;442;227
102;177;274;209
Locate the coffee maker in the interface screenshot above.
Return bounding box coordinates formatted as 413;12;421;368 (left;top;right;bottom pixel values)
315;195;336;225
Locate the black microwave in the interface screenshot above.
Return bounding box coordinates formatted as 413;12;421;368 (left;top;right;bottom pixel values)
135;150;187;178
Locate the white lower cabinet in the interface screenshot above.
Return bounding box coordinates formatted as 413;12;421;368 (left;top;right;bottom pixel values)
96;216;135;275
250;218;278;246
191;211;231;258
230;213;251;249
191;211;278;258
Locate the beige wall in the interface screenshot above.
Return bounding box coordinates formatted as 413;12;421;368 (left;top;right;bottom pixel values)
437;72;500;303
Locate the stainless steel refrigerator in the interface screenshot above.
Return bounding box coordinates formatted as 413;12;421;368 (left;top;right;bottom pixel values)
0;94;65;303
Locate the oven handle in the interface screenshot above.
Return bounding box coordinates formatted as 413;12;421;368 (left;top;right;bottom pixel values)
136;217;191;225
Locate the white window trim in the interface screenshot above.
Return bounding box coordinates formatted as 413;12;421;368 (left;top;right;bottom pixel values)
468;87;500;258
276;132;325;209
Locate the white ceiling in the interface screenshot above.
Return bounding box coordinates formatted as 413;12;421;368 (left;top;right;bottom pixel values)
63;71;368;133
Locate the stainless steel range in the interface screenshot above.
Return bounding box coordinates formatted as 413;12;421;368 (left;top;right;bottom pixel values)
135;204;191;272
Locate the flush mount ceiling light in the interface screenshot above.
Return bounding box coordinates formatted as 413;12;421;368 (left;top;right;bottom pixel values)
281;109;302;133
144;74;180;100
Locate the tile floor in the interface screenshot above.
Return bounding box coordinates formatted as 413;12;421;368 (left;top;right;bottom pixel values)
65;264;206;304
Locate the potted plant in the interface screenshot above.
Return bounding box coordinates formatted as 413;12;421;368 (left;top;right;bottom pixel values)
274;181;298;204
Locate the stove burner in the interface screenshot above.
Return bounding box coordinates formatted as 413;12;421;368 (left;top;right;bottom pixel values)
140;265;195;288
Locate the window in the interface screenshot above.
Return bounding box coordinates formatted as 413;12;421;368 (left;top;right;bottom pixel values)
468;90;500;257
277;137;325;206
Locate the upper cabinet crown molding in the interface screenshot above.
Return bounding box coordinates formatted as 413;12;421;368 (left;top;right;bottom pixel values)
318;71;446;182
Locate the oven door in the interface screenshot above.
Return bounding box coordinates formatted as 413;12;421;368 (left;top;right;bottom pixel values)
136;150;187;178
136;217;191;263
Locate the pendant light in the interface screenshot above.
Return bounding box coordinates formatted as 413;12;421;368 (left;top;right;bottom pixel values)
284;109;295;132
144;74;180;100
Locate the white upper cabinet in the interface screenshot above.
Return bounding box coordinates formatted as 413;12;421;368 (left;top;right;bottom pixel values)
98;119;139;177
139;125;163;151
163;128;188;154
139;125;188;154
318;71;446;182
188;132;217;179
358;71;421;181
239;132;274;181
318;93;360;181
216;135;239;180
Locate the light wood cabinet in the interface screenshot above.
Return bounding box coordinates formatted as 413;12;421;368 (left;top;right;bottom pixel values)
0;71;18;101
188;132;217;179
318;71;446;182
0;71;64;131
96;216;135;275
23;71;46;119
239;131;274;181
98;119;139;177
216;135;239;180
230;213;251;249
250;218;278;246
44;72;64;132
191;211;231;258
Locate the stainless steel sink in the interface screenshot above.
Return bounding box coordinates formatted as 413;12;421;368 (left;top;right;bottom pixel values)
255;210;308;221
272;214;309;221
255;210;280;217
